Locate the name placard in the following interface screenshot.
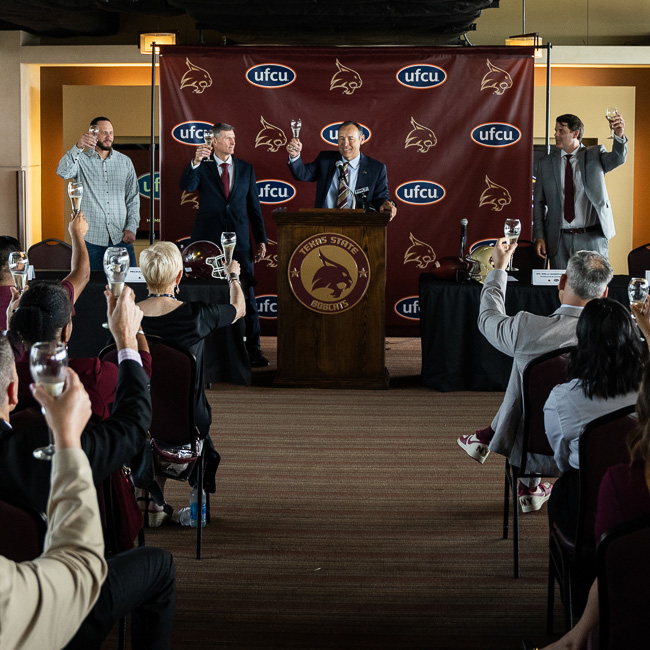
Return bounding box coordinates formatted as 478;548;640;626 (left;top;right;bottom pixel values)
532;269;564;286
125;267;146;283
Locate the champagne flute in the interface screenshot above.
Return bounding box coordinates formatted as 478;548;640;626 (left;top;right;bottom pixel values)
203;130;214;162
628;277;649;321
89;123;99;146
503;218;521;272
290;118;302;139
606;107;618;139
101;247;130;329
31;341;68;461
8;251;28;295
221;232;236;267
68;182;83;217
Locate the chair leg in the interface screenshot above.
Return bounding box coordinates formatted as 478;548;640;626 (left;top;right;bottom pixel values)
196;451;204;560
118;616;127;650
503;459;510;540
513;470;520;579
547;551;555;634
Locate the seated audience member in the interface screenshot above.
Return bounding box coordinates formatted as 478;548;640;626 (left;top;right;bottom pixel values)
539;362;650;650
0;289;176;650
136;241;245;522
546;298;647;539
457;243;612;513
0;360;107;650
0;235;22;329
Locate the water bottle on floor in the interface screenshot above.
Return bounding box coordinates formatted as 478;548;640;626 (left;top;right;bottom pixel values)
176;507;191;526
189;485;206;528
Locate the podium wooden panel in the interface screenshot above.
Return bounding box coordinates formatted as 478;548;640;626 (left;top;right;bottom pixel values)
273;209;390;389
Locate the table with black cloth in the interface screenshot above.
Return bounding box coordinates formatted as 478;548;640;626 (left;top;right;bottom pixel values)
36;271;251;386
419;273;630;392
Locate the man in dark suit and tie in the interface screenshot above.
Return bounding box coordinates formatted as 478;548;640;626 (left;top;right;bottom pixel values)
533;112;627;269
180;123;269;367
286;120;397;220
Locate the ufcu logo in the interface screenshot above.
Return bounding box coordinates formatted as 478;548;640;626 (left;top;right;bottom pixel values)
471;123;522;147
396;181;446;206
137;173;160;200
256;295;278;319
246;64;296;88
171;121;213;146
256;180;296;204
394;297;420;320
320;122;372;146
396;64;447;89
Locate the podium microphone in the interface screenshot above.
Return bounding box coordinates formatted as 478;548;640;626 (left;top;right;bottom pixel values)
459;218;468;258
335;160;357;209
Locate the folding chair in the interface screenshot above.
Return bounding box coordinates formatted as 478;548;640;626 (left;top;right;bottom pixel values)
0;497;46;562
547;405;636;633
627;242;650;277
510;238;547;271
27;238;72;270
596;513;650;649
503;346;574;578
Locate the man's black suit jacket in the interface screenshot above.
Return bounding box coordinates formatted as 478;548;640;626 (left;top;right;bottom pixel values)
0;359;151;515
179;157;267;275
288;151;390;212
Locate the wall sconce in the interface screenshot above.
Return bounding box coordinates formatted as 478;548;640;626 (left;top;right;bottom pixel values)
505;32;544;58
140;33;176;55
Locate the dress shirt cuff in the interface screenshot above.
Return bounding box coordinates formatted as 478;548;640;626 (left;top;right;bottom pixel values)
288;155;300;163
613;134;627;143
118;348;143;366
191;160;200;169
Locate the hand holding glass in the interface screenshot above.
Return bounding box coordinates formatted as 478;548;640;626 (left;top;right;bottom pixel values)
503;218;521;272
103;247;130;297
221;232;236;266
68;182;83;217
31;341;68;461
203;131;214;161
606;107;618;139
628;278;649;320
8;251;28;294
291;118;302;139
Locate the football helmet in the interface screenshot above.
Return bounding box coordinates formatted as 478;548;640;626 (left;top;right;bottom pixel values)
468;245;496;284
182;240;228;280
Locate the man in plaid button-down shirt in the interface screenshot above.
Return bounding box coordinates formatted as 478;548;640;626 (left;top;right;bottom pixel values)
57;117;140;270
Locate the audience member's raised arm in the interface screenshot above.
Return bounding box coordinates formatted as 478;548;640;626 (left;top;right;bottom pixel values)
64;211;91;303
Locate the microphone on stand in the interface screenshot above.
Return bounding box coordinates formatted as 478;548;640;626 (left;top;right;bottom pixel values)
335;160;357;209
459;218;468;258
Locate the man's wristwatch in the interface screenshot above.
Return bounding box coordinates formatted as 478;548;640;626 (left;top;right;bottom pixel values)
229;272;241;285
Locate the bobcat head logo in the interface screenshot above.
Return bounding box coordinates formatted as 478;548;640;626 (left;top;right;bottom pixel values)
330;59;363;95
312;250;353;298
480;59;513;96
255;117;287;153
180;58;213;95
404;233;436;269
405;117;437;154
180;190;199;210
261;239;278;268
479;176;512;212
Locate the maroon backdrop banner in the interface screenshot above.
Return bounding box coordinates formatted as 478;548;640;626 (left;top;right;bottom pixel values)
159;46;534;335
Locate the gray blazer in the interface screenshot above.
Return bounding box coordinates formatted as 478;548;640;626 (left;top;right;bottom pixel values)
532;137;627;258
478;269;583;474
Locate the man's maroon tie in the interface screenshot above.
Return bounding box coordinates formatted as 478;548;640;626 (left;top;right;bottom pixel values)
564;154;575;224
220;162;230;199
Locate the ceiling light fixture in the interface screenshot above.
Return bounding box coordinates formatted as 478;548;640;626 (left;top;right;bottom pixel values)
140;33;176;55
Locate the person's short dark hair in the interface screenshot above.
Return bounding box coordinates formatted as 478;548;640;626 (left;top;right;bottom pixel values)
212;123;234;138
0;236;22;280
0;334;14;410
568;297;647;400
565;250;613;300
90;116;111;128
9;281;72;348
339;121;364;139
556;113;584;142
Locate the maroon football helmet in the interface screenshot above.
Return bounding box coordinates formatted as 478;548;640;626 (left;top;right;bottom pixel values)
182;240;228;280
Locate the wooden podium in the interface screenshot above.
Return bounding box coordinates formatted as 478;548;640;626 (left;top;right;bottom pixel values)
273;209;390;389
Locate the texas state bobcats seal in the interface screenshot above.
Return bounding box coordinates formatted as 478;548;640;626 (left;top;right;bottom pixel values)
288;233;370;314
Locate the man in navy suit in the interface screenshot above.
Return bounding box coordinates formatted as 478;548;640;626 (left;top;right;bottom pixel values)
533;112;627;268
286;121;397;220
180;123;269;367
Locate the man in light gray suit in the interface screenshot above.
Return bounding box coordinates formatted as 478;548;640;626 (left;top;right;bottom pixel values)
457;243;612;513
533;112;627;269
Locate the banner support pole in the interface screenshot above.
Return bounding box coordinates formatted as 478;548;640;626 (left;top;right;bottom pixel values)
150;43;157;245
545;43;552;155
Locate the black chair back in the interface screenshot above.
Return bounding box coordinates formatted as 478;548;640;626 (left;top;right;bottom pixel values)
0;498;46;562
627;243;650;276
597;513;650;649
27;238;72;270
512;238;547;271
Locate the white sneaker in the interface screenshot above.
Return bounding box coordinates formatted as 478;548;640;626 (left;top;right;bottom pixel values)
518;482;553;513
457;433;491;464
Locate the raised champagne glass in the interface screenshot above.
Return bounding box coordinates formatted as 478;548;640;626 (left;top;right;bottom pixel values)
32;341;68;461
68;181;83;217
290;118;302;139
203;130;214;162
606;107;618;140
628;277;649;320
503;218;521;272
8;251;28;295
221;232;236;267
89;123;99;143
103;247;130;297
